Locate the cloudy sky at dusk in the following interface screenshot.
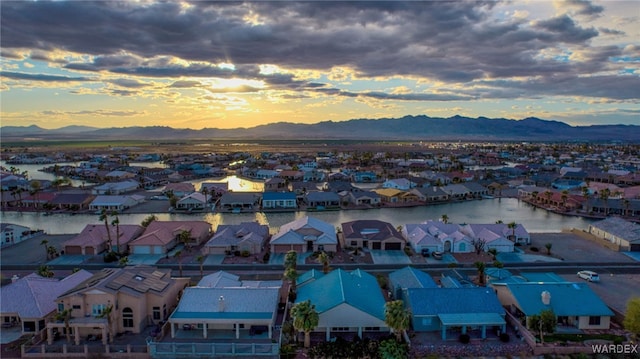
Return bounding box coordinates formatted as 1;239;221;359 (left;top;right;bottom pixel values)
1;1;638;130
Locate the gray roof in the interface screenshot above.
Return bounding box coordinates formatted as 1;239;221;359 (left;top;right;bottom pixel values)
590;217;640;244
389;267;437;290
170;287;279;320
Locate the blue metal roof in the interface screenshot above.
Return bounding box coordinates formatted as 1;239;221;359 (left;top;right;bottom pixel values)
520;272;566;283
407;288;504;316
296;268;385;320
506;282;614;317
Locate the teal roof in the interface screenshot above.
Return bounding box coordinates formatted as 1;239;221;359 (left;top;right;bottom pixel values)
520;272;566;283
389;266;437;289
506;282;614;317
296;268;385;320
296;269;324;286
407;288;504;316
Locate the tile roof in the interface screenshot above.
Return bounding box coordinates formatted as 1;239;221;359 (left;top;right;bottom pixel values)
271;216;336;245
205;222;269;248
63;224;144;247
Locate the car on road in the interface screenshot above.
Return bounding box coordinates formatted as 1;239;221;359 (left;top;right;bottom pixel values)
577;270;600;282
432;251;444;260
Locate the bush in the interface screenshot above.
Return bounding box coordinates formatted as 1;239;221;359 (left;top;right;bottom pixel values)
530;246;539;252
263;252;271;262
500;333;510;342
613;337;623;345
459;334;470;344
241;250;250;257
103;251;118;263
234;250;241;256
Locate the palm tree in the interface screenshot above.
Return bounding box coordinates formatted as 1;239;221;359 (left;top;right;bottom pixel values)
99;209;113;252
531;190;539;203
97;304;114;343
201;186;209;207
197;255;205;279
290;300;319;348
507;221;517;242
284;250;298;270
284;250;298;297
474;261;486;286
317;252;330;274
141;214;157;228
440;214;449;224
561;190;569;210
385;300;410;342
488;248;498;260
30;180;41;210
47;245;59;259
37;264;54;278
544;190;553;205
545;242;553;255
54;308;73;342
40;238;49;259
178;230;192;251
174;250;183;277
111;211;121;254
119;256;129;267
284;267;298;299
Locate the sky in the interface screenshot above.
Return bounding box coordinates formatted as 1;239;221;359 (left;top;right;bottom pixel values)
1;1;638;130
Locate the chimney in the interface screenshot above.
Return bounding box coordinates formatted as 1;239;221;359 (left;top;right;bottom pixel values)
11;275;19;283
218;296;225;312
541;291;551;305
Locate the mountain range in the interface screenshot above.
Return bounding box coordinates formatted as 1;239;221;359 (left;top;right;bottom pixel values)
1;115;638;142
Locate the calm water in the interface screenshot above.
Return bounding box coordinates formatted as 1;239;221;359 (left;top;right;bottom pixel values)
0;198;594;235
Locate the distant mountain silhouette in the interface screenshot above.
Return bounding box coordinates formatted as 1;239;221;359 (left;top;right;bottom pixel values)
2;115;638;142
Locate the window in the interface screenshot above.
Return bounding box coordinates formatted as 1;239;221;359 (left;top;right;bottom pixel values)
331;327;349;332
351;241;358;246
153;307;161;321
364;327;380;331
72;305;81;310
589;316;601;325
233;324;245;329
123;308;133;328
92;304;106;316
58;303;64;312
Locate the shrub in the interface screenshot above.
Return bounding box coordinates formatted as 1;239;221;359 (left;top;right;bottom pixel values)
459;334;470;344
263;252;271;262
500;333;510;342
530;246;539;252
613;337;623;345
234;250;241;256
241;250;250;257
103;251;118;263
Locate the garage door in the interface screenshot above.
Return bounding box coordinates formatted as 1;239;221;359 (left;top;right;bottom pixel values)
384;242;402;250
372;242;382;250
65;246;82;255
630;244;640;252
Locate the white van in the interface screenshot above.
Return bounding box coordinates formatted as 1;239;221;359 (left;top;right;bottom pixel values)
577;270;600;282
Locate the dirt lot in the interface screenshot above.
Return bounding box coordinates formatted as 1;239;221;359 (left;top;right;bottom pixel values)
528;232;636;263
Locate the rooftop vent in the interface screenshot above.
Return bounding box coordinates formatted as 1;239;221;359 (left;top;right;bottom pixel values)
218;296;225;312
541;290;551;305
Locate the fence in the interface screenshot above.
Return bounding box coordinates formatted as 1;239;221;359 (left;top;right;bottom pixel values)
148;342;278;357
22;344;148;358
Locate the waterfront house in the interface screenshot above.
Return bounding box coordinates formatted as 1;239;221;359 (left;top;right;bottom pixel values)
492;282;614;330
203;222;269;255
1;270;92;335
588;217;640;252
129;221;212;254
176;192;207;210
163;182;195;198
304;191;341;210
372;188;405;203
463;223;530;245
261;192;297;211
340;220;405;251
49;192;95;211
264;177;287;191
352;171;377;183
256;169;279;180
92;180;139;195
63;224;144;255
200;182;229;199
403;220;474;254
410;186;449;203
269;216;337;253
49;266;189;345
88;195;143;212
295;268;389;341
388;267;437;301
218;192;261;212
347;190;381;206
1;223;32;247
441;184;471;199
406;287;506;340
382;178;417;191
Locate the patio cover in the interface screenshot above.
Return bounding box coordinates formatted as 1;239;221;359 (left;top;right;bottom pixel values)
438;312;505;340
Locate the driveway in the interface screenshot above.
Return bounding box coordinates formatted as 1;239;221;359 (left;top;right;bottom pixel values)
369;250;411;265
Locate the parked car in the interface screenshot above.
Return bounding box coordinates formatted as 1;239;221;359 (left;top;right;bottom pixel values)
577;270;600;282
432;251;444;260
421;248;430;257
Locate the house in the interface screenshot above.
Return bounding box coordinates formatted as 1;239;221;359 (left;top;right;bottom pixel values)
372;188;405;203
261;192;297;211
352;171;377;183
264;177;287;191
218;192;261;212
1;270;92;335
441;184;471;199
176;192;207;210
406;287;506;340
460;224;516;252
410;187;449;202
255;169;279;180
1;223;32;247
462;182;489;198
388;267;437;300
270;216;337;253
197;271;283;290
168;286;281;339
403;221;473;254
492;282;614;330
129;221;212;254
89;195;143;212
163;182;195;198
48;266;189;345
587;217;640;251
200;182;229;199
49;192;95;211
92;180;139;195
63;224;144;255
382;178;416;191
348;191;381;206
295;269;389;340
203;222;269;255
340;220;405;250
304;191;341;210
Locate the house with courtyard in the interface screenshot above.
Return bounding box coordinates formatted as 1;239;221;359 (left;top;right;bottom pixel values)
203;222;269;255
1;270;92;335
269;216;337;254
88;195;144;212
92;180;139;195
217;192;261;212
49;266;189;345
340;220;405;251
295;268;389;341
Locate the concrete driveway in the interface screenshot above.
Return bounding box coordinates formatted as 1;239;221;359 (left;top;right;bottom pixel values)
369;250;411;265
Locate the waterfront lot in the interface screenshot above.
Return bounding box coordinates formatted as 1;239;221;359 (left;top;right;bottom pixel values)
528;232;636;263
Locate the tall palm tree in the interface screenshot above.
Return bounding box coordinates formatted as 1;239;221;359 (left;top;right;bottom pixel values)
284;250;298;297
97;304;114;343
30;180;41;210
290;300;319;348
174;250;183;277
99;209;113;252
440;214;449;224
474;261;486;286
54;308;73;342
385;300;410;342
111;211;121;254
178;230;192;251
284;267;298;298
201;186;209;207
40;238;49;259
507;222;517;242
197;255;205;279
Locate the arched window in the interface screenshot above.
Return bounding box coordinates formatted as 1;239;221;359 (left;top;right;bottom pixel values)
459;242;466;252
122;308;133;328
